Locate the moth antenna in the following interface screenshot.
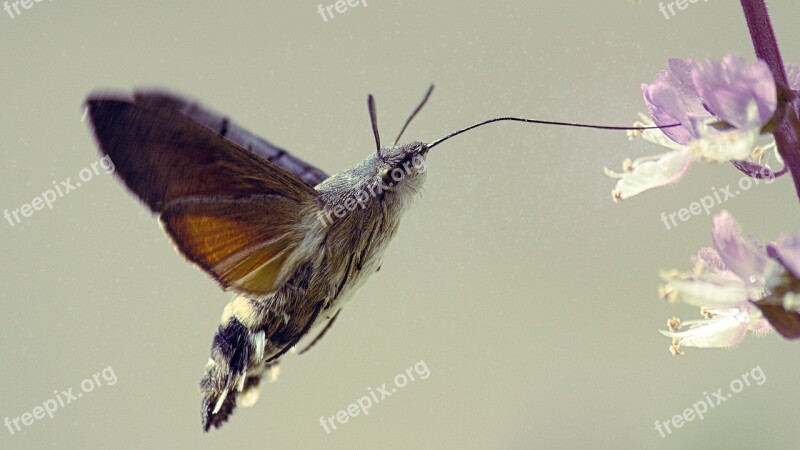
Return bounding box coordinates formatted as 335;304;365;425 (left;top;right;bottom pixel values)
393;84;435;146
427;117;682;150
367;94;381;158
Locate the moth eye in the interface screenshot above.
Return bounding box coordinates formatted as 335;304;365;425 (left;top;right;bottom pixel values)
379;167;393;185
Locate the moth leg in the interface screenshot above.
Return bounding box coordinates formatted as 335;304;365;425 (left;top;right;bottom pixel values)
238;360;281;408
298;310;341;355
264;301;323;363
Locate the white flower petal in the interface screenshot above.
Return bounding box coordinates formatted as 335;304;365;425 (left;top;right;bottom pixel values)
690;102;761;161
607;147;692;200
660;315;747;348
662;278;749;308
691;128;759;162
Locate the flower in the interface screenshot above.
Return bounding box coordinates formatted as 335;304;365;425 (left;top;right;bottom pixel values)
603;129;692;201
643;58;709;145
765;233;800;316
768;233;800;280
659;212;800;353
659;211;775;355
693;55;777;131
607;55;784;201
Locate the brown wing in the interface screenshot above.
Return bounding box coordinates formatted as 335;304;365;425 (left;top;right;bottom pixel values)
85;93;324;295
159;195;319;295
131;91;330;187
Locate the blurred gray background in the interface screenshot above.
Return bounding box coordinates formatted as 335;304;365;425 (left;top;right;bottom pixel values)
2;1;799;448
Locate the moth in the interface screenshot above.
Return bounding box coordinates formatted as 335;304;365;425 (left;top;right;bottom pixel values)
86;86;447;431
85;85;648;431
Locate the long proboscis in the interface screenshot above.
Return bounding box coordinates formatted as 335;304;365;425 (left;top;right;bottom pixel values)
426;117;680;150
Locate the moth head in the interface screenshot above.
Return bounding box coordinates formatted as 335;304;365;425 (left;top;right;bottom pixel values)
325;142;427;203
362;86;434;197
374;141;428;191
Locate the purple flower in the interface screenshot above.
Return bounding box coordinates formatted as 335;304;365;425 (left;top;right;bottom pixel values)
767;234;800;280
659;212;800;352
643;58;709;145
693;55;776;131
607;55;784;201
659;211;775;355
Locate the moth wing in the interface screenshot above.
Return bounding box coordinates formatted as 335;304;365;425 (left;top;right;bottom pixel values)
85;93;320;212
85;92;324;296
160;195;322;296
131;90;330;187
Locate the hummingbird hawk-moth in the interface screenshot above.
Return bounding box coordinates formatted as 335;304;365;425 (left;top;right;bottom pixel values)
85;86;443;431
85;85;649;431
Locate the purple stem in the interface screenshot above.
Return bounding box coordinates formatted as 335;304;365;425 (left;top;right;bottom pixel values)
740;0;800;200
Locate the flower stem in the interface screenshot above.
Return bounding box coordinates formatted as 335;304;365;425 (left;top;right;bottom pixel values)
740;0;800;200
